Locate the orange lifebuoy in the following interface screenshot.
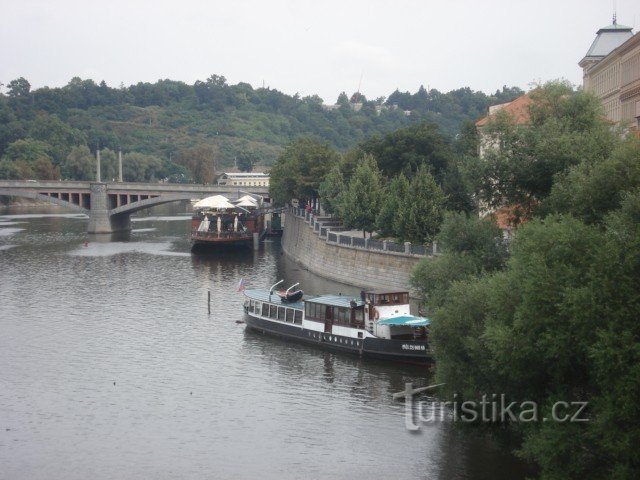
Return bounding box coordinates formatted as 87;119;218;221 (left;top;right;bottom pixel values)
373;307;380;320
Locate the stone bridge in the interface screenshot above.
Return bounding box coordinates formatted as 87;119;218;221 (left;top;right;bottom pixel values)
0;180;269;233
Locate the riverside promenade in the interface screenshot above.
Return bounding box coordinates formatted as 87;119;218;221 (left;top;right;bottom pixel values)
281;207;437;292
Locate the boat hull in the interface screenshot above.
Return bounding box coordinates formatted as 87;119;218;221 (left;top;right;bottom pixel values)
244;312;432;365
191;236;253;252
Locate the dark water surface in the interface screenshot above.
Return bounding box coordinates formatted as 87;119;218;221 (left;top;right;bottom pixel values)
0;206;530;480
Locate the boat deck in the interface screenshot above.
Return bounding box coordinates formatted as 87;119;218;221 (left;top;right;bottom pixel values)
243;289;306;310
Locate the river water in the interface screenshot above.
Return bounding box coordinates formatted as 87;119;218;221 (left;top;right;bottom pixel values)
0;205;530;480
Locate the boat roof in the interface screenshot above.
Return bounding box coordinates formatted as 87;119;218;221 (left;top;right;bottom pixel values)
305;295;365;308
243;289;365;309
377;315;430;327
365;289;409;295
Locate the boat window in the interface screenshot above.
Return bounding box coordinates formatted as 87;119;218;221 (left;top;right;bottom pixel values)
380;295;389;305
305;303;312;318
319;305;326;321
294;310;302;324
269;305;278;319
262;303;269;317
249;300;254;312
254;301;261;314
354;307;364;323
286;309;294;323
277;307;286;321
337;307;347;324
392;295;399;303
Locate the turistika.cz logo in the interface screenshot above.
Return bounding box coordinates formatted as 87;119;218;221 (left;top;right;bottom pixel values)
393;383;589;431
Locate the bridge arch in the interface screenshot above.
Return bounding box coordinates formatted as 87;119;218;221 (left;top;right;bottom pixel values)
0;188;88;214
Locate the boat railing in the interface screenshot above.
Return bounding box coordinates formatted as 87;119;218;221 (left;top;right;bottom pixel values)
193;231;251;239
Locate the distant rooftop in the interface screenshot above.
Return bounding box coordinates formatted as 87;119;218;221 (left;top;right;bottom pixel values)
580;17;634;66
475;94;534;127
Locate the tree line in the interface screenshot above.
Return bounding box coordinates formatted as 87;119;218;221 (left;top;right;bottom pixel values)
0;75;522;184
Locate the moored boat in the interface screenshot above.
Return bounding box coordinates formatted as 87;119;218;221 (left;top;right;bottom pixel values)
243;281;432;365
191;194;265;251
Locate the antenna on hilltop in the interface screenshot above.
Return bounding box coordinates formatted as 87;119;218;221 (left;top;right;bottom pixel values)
613;0;617;25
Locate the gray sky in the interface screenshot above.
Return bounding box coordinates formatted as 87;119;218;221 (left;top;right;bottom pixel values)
1;0;638;103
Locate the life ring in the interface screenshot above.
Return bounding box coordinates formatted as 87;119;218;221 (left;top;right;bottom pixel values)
373;307;380;320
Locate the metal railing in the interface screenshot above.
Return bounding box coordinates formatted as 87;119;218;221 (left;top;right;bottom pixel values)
287;205;432;257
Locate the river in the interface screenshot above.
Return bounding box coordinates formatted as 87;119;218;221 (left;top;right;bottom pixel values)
0;205;531;480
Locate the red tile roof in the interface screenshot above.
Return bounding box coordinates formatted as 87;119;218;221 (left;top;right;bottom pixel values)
476;94;535;127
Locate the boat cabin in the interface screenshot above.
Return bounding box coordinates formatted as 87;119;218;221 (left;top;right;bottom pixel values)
364;290;409;306
304;296;366;333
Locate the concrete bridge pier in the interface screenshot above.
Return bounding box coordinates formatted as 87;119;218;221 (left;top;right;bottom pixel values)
87;183;131;233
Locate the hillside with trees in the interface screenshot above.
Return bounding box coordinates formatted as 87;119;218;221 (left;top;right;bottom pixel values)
0;75;521;182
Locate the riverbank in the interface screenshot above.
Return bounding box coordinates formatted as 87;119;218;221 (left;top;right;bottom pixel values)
281;212;427;292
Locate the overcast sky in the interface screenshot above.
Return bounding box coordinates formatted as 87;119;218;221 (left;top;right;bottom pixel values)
1;0;639;103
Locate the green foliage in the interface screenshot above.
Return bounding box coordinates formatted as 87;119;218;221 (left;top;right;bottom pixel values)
358;121;452;179
0;76;523;181
1;138;59;179
123;152;163;182
176;145;219;184
411;212;506;310
426;210;640;479
479;81;616;214
544;136;640;225
62;145;94;180
269;137;339;205
376;173;409;237
318;164;346;215
341;154;384;235
395;164;446;243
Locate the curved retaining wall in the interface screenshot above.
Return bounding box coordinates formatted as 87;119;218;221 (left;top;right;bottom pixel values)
281;214;427;291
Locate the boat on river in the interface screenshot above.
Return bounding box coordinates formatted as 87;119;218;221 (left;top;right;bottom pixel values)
243;281;432;364
191;194;264;251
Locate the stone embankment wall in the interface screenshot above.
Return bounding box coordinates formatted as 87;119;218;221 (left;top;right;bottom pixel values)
281;213;432;291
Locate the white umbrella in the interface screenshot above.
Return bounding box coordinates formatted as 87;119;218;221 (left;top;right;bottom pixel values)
193;195;235;210
235;194;259;205
235;198;258;208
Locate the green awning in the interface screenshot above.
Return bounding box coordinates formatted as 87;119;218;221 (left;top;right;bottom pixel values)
377;315;430;327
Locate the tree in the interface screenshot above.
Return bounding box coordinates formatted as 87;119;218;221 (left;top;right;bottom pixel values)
62;145;94;180
236;150;258;172
123;152;163;182
176;145;218;184
318;164;346;215
269;137;339;205
478;81;616;216
426;209;640;479
341;154;383;237
396;164;446;243
336;92;349;106
358;121;452;179
6;77;31;98
0;138;59;180
376;173;409;237
411;212;507;310
544;136;640;226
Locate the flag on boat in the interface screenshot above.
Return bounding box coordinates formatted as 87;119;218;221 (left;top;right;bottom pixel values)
237;278;246;292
